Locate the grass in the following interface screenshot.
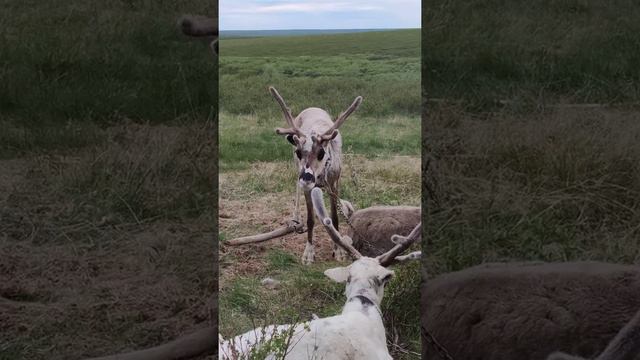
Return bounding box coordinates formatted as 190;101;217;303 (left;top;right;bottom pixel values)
219;30;421;358
424;0;640;109
424;0;640;277
219;30;420;171
425;106;640;275
221;29;420;57
1;122;217;360
0;0;217;155
0;0;217;359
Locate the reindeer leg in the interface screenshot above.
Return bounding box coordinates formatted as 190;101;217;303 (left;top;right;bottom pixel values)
301;192;315;265
330;186;349;262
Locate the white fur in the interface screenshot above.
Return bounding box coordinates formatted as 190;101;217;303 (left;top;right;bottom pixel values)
219;258;394;360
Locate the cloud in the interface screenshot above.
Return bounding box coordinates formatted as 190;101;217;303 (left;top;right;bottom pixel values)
220;0;420;30
225;2;383;14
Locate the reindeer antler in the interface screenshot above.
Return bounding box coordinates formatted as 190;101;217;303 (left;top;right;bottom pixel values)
270;86;304;138
319;96;363;142
377;222;422;266
311;188;362;260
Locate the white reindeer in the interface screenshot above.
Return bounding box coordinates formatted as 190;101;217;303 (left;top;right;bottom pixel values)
270;86;363;264
218;187;421;360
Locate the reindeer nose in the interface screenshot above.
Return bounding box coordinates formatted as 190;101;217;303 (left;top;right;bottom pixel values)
300;172;315;183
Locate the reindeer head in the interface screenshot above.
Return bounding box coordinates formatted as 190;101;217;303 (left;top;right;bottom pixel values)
178;15;218;56
311;188;421;306
269;87;362;191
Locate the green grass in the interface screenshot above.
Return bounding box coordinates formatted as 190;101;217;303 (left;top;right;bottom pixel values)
425;107;640;276
221;29;420;57
0;0;217;154
219;30;420;358
219;30;421;172
219;113;420;171
424;0;640;109
424;1;640;279
0;1;217;359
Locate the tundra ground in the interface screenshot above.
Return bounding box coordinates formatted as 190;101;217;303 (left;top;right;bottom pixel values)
0;0;217;358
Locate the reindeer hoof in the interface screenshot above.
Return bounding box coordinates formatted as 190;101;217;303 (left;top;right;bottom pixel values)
302;244;315;265
333;246;349;262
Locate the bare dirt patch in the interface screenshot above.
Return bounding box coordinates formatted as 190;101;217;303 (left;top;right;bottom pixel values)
218;155;420;288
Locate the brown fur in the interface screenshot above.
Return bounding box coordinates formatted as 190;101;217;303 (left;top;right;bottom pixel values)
346;206;421;257
177;15;218;55
421;262;640;360
548;306;640;360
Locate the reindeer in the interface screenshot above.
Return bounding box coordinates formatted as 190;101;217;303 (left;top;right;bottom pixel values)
337;199;421;256
219;187;421;359
270;86;363;264
421;261;640;360
547;307;640;360
178;15;218;56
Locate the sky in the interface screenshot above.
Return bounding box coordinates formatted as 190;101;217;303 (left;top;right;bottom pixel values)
220;0;420;31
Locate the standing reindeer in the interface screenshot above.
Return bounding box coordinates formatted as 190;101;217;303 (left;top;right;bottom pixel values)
270;86;363;264
219;187;421;359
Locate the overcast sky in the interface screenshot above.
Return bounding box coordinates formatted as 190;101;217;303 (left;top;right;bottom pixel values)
220;0;420;31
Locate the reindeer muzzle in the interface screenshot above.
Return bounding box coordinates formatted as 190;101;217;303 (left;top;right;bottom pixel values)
300;171;315;183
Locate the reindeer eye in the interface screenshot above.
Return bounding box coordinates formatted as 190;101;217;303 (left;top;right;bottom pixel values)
317;148;325;161
295;150;302;159
286;135;296;145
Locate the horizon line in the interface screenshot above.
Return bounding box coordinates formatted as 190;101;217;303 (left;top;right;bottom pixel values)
220;27;419;31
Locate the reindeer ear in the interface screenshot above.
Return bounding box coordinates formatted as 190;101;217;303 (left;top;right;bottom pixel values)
323;130;339;142
324;267;350;283
286;134;296;145
375;269;395;286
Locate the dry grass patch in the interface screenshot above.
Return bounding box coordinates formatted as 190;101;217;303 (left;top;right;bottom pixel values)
0;123;216;360
426;106;640;275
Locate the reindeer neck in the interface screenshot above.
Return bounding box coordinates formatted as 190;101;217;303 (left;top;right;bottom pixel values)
342;293;383;321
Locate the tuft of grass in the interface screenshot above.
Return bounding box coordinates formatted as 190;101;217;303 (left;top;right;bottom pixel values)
53;122;216;225
267;250;298;271
383;261;421;358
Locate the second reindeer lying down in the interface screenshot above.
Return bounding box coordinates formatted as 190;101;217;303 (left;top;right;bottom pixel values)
422;261;640;360
219;188;421;360
338;199;421;256
547;306;640;360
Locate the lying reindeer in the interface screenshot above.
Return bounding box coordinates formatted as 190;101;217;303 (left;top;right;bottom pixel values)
270;86;362;264
422;261;640;360
219;187;421;359
547;306;640;360
338;199;420;256
85;298;216;360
